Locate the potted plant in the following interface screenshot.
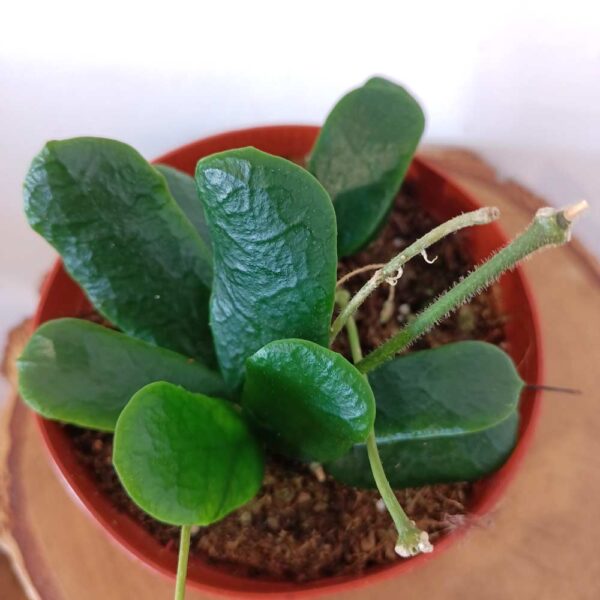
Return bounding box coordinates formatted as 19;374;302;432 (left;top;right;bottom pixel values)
17;78;586;599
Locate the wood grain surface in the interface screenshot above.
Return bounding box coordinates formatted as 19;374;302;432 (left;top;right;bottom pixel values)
1;148;599;600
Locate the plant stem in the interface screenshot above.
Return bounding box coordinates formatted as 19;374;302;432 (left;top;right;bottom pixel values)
357;202;587;374
366;431;432;557
330;207;500;344
335;290;432;557
344;303;364;364
175;525;191;600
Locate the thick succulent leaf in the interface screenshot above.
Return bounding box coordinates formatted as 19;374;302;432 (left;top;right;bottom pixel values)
327;413;519;489
113;382;263;526
155;164;213;253
196;147;337;389
309;77;425;257
242;339;375;462
18;318;228;431
24;138;214;363
326;342;524;487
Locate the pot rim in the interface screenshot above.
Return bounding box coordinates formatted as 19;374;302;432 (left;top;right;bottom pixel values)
31;124;543;598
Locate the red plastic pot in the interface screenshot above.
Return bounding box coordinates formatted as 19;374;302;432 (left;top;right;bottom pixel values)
32;125;542;597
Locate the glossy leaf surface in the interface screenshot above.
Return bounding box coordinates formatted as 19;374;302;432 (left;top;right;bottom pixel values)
326;342;523;487
196;147;337;389
155;164;213;253
242;339;375;462
309;77;425;256
18;319;228;431
24;138;214;362
114;382;263;525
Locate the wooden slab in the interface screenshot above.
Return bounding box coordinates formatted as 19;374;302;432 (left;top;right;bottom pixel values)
1;147;599;600
0;553;27;600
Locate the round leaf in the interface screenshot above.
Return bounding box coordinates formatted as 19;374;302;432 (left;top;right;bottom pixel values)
18;318;229;431
24;138;214;363
196;148;338;390
113;382;263;526
326;341;524;487
242;339;375;462
309;77;424;257
155;164;213;252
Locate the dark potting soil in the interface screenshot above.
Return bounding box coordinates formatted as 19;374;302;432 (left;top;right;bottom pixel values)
65;184;507;583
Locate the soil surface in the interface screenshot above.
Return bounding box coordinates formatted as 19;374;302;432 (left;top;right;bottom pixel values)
66;184;507;582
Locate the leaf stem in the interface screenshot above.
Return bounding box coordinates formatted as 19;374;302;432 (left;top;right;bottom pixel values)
357;202;587;374
175;525;191;600
330;207;499;344
335;290;432;557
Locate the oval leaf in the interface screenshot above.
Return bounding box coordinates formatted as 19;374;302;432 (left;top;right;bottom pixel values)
24;138;214;363
196;147;337;389
326;342;524;487
113;382;263;526
309;77;425;256
242;339;375;462
18;318;228;431
155;164;213;252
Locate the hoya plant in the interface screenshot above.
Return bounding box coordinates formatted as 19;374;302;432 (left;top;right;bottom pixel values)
17;78;585;599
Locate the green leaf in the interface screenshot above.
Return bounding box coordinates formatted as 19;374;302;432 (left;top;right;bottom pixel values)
24;137;214;363
155;164;213;253
196;147;337;389
242;339;375;462
113;382;263;526
325;342;524;487
309;77;425;257
17;318;228;431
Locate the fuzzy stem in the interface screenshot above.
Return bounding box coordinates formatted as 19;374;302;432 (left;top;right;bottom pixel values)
335;290;432;558
330;207;500;344
175;525;191;600
357;203;587;374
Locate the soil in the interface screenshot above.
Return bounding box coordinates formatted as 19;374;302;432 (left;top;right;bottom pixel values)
66;183;507;583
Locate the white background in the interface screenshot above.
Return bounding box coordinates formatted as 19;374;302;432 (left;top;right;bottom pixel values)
1;0;599;400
